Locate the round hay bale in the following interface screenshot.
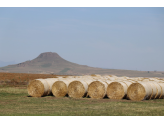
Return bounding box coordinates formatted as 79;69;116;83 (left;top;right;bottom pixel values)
88;81;108;99
138;77;144;81
157;83;164;99
142;78;150;82
152;82;162;99
45;78;59;92
27;79;50;97
146;82;157;99
52;81;68;97
122;81;135;99
117;76;128;81
90;74;102;80
52;78;75;97
106;82;128;99
149;78;157;81
108;75;114;77
68;80;88;98
127;82;152;101
108;77;117;81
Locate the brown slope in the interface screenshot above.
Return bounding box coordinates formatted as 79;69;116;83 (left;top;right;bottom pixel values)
0;52;101;75
0;52;164;77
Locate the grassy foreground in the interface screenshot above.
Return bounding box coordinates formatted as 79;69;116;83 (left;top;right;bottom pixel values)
0;85;164;116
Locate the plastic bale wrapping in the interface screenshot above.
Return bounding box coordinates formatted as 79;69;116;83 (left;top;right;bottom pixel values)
151;82;162;99
127;82;152;101
108;76;118;81
142;78;150;82
45;78;59;94
157;83;164;99
88;80;108;99
52;78;75;97
146;82;157;99
91;75;102;81
90;74;102;78
27;79;50;97
68;79;89;98
122;81;135;99
137;77;144;81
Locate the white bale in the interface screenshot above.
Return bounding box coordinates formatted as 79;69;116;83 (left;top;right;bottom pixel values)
37;79;50;96
146;82;157;99
152;82;162;99
157;83;164;99
107;81;129;99
88;80;108;99
127;82;152;101
68;79;90;98
27;79;50;97
45;78;59;92
52;77;76;97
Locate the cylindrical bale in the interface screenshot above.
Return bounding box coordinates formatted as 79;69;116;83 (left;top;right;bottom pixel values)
90;74;102;79
157;83;164;99
57;76;63;80
117;76;128;81
27;79;50;97
106;82;128;99
52;78;74;97
87;78;113;99
138;77;144;81
45;78;59;92
146;82;157;99
127;82;152;101
122;81;135;99
108;77;117;81
68;80;89;98
88;81;108;99
142;78;150;82
149;78;157;81
152;82;162;99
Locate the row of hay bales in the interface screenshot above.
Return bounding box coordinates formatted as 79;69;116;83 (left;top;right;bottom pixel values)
27;75;164;101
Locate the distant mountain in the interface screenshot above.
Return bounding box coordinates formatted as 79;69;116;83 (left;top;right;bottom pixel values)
0;52;164;77
0;52;100;75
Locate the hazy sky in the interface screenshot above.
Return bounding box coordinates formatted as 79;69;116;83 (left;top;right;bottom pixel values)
0;7;164;71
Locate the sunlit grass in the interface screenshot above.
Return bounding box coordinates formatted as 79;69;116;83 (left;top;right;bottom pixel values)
0;86;164;116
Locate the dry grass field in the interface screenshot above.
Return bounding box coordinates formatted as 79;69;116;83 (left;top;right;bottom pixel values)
1;72;164;116
1;84;164;116
0;72;65;83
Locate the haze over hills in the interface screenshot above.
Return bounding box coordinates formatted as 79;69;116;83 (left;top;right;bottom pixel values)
0;52;164;77
0;61;16;67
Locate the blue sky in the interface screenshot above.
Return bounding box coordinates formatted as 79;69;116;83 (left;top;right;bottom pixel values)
0;7;164;71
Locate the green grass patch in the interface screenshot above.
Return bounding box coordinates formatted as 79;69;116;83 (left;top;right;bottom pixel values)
0;87;164;116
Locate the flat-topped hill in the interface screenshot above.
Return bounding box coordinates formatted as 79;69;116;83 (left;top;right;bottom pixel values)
0;52;164;77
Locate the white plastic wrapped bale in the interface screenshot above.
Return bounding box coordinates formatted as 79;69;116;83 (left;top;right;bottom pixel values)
27;78;59;97
106;80;134;100
27;79;51;97
68;79;93;98
45;78;59;93
52;77;75;97
107;81;129;100
127;82;152;101
157;83;164;99
146;82;157;99
87;80;108;99
151;82;162;99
